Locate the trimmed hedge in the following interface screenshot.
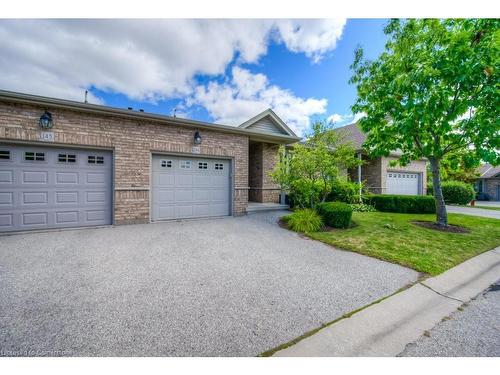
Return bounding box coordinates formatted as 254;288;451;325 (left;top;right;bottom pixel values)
363;194;436;214
441;181;475;205
317;201;353;228
327;180;361;203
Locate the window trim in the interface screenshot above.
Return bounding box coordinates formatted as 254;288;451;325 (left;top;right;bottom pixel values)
58;153;77;163
160;159;172;168
88;155;105;165
0;150;10;161
180;160;192;169
24;151;45;161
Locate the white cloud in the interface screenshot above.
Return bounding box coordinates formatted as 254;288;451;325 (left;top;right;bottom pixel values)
0;19;345;103
274;19;346;63
189;66;327;136
327;111;366;127
327;113;345;124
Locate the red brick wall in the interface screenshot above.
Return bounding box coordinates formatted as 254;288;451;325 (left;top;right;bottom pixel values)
0;102;249;224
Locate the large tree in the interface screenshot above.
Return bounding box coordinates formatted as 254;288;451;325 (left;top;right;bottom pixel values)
350;19;499;226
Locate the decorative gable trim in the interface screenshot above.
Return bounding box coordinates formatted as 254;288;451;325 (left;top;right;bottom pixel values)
239;109;297;137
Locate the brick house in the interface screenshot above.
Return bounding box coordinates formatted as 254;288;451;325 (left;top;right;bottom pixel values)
0;90;299;232
476;164;500;201
333;123;427;195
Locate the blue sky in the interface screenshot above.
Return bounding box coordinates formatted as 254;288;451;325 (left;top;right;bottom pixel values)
0;19;389;135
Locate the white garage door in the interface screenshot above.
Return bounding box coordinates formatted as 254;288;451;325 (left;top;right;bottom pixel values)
151;155;231;220
0;144;113;232
386;172;420;195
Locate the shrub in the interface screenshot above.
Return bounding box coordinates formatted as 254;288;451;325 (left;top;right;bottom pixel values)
441;181;476;205
327;180;361;203
350;203;376;212
317;201;353;228
285;209;323;233
363;194;436;214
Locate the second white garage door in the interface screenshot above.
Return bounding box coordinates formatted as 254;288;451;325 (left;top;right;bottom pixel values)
386;172;420;195
151;155;231;220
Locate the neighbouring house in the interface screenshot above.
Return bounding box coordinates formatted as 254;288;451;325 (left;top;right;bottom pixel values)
476;164;500;201
0;90;299;233
332;123;427;196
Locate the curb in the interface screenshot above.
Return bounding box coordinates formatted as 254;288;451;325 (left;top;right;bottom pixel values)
272;246;500;357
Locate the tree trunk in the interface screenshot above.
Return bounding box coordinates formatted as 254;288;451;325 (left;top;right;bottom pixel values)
429;157;448;226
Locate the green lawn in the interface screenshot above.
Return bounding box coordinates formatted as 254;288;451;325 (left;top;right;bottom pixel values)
308;212;500;276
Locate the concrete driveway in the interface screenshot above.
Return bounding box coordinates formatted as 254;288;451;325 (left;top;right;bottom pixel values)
446;205;500;219
0;211;418;356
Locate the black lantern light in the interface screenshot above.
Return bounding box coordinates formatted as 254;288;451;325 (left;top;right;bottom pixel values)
38;111;53;129
194;130;202;145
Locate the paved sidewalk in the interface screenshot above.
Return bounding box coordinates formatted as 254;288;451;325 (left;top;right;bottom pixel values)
446;205;500;219
400;281;500;357
273;246;500;357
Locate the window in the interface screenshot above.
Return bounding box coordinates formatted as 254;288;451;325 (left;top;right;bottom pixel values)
88;155;104;164
388;173;392;178
180;160;192;169
0;150;10;160
25;152;45;161
198;162;208;169
58;154;76;163
215;163;224;170
160;160;172;168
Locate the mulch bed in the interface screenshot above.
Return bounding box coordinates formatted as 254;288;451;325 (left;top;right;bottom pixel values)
412;221;470;233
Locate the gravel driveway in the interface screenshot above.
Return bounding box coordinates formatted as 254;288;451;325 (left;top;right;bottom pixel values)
400;281;500;357
0;211;418;356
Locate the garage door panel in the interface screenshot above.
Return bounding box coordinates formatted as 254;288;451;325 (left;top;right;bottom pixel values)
23;191;48;204
193;175;212;187
56;191;78;204
23;171;48;184
56;171;79;184
86;172;106;184
55;211;79;224
175;174;193;187
177;205;194;218
156;174;175;187
0;213;13;227
152;154;230;220
193;204;210;217
86;191;106;203
158;206;175;220
22;212;48;226
0;192;13;206
0;170;13;183
86;210;106;222
193;189;210;201
0;144;112;232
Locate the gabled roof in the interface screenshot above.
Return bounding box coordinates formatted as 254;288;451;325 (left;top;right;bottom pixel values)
479;164;500;179
331;123;366;150
238;108;297;137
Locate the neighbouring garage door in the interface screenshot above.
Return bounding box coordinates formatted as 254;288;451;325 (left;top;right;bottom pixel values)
0;144;112;232
386;172;420;195
151;154;231;220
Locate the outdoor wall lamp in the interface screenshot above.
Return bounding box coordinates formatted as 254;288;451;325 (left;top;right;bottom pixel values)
194;130;202;145
38;111;53;129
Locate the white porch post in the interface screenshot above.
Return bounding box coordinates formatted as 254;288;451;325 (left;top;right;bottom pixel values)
358;152;362;198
